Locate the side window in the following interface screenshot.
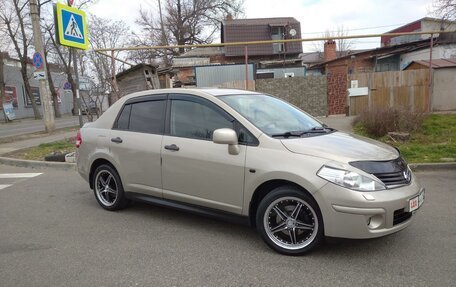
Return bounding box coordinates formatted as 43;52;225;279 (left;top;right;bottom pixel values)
170;100;233;140
236;124;257;146
115;104;131;130
129;100;166;134
115;100;165;134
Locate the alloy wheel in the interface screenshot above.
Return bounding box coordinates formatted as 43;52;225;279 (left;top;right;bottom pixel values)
263;196;318;250
95;170;118;207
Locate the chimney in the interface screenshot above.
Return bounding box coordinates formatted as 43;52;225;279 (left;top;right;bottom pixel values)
324;40;337;62
225;13;233;21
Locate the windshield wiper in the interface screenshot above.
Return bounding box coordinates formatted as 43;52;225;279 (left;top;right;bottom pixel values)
271;131;306;138
271;127;335;138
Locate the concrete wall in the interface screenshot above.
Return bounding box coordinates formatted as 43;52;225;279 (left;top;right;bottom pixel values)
2;64;73;119
432;68;456;111
255;76;327;116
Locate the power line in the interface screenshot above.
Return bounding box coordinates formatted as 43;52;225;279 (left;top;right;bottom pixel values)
300;22;408;36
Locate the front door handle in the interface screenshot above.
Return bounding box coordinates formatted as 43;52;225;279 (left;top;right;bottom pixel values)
111;137;123;144
164;144;179;151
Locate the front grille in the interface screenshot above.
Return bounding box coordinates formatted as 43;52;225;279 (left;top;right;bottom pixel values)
373;169;411;187
350;157;411;188
393;208;412;226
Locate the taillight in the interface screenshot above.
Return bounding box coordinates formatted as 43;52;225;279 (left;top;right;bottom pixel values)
76;130;82;148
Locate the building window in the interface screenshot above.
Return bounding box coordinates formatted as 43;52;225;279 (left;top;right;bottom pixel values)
271;26;285;53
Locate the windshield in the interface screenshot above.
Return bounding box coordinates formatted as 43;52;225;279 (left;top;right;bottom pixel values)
219;94;324;137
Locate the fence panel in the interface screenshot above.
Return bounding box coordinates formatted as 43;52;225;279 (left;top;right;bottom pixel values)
349;70;429;115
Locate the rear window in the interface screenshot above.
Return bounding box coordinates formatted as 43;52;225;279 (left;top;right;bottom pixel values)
114;100;165;134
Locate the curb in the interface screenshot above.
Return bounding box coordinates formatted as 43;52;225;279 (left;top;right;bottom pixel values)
409;162;456;171
0;156;76;170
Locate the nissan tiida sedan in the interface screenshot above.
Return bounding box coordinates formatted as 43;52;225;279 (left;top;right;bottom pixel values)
76;88;424;255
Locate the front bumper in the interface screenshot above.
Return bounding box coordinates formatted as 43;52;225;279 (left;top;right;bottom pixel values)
314;177;424;239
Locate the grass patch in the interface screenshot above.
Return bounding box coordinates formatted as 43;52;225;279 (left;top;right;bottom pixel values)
6;138;76;161
354;114;456;163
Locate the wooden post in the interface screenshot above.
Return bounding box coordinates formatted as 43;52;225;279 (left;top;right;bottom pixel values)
428;35;434;113
111;50;120;103
245;46;248;90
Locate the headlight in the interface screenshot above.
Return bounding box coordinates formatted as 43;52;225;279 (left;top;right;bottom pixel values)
317;165;386;191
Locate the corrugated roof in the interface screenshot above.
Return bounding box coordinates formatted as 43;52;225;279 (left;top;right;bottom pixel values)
310;39;432;69
409;58;456;69
223;17;299;26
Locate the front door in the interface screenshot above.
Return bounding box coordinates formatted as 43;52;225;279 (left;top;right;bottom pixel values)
161;95;246;214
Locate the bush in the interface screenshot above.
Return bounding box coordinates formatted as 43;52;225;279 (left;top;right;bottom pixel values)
354;107;426;138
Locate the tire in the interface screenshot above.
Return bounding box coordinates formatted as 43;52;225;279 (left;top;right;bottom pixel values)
44;152;68;162
92;164;128;211
256;186;324;255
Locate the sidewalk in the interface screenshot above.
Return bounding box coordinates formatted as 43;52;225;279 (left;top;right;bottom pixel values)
0;130;77;156
0;114;80;139
316;115;356;133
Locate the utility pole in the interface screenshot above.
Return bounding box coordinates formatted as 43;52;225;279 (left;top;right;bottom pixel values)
29;0;55;133
72;48;84;128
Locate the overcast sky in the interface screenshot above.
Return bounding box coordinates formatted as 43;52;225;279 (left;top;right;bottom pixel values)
88;0;434;51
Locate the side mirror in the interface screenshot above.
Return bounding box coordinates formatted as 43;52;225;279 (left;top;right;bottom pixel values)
213;128;240;155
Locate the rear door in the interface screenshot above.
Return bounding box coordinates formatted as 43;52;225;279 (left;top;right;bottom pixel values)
109;95;166;198
161;94;247;214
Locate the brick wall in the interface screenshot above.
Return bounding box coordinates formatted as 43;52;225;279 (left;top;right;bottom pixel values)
326;64;347;115
255;76;327;116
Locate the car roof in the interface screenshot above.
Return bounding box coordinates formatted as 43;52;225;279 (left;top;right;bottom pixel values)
119;88;261;101
196;88;260;97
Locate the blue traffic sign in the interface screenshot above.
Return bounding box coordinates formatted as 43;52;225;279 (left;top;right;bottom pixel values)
56;3;88;50
33;52;44;70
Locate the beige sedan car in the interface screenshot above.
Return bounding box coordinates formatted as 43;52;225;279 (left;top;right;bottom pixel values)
76;88;424;255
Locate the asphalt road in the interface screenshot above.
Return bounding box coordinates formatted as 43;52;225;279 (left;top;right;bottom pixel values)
0;116;79;139
0;165;454;286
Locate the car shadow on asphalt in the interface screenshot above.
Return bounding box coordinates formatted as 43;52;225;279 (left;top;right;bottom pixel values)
109;199;405;257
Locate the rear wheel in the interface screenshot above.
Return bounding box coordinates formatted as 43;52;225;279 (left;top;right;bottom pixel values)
92;164;128;211
256;186;324;255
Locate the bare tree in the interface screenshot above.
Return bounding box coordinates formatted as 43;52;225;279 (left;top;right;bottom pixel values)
86;15;129;112
44;23;80;115
432;0;456;21
43;45;61;118
314;25;355;57
132;0;244;64
42;0;95;116
0;0;41;119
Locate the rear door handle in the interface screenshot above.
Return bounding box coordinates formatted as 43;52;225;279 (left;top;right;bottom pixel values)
164;144;179;151
111;137;123;144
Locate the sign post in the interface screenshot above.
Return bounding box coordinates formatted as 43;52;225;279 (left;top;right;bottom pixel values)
55;1;89;127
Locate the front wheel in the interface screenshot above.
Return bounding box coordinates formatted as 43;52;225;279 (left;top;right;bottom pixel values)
256;186;324;255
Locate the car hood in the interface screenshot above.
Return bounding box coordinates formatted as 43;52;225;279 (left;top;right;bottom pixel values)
280;131;399;163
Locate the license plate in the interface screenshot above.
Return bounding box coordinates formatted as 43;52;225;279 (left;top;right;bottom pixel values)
409;190;425;212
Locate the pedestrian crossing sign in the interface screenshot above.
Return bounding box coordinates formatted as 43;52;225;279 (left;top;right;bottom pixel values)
55;3;89;50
